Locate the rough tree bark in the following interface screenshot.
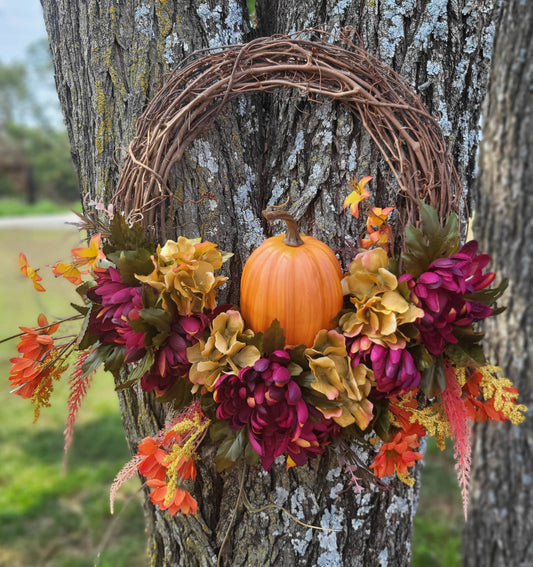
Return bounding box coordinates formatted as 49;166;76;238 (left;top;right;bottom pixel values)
463;1;533;565
41;1;500;565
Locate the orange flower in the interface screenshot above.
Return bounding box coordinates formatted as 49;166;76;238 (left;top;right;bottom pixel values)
146;479;199;515
370;430;423;478
365;206;395;231
343;176;372;218
137;437;168;481
9;314;59;398
19;253;45;292
71;233;105;271
462;368;522;423
389;395;427;439
9;356;48;398
52;262;83;285
361;207;395;251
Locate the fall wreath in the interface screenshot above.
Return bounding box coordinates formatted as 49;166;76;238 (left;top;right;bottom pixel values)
7;32;526;522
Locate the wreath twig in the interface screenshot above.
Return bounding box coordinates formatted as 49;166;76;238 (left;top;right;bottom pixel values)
112;29;461;245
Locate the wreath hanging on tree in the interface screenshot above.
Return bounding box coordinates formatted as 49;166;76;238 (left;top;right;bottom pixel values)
6;31;526;522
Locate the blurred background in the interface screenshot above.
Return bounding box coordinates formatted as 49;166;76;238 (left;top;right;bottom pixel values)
0;2;462;565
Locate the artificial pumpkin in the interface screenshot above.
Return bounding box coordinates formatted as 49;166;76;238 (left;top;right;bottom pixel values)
240;207;343;347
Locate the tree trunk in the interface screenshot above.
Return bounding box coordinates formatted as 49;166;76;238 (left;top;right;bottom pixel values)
463;1;533;565
41;1;499;565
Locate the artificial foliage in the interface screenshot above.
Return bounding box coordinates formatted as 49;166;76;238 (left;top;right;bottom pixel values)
5;179;526;520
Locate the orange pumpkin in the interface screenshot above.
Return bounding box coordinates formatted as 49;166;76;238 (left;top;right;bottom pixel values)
240;207;343;347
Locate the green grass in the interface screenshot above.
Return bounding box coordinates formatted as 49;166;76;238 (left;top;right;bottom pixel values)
0;197;81;217
0;225;462;566
412;439;463;566
0;226;146;567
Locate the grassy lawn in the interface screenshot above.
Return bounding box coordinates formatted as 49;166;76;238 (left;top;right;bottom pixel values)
0;197;81;217
0;221;462;566
0;226;146;567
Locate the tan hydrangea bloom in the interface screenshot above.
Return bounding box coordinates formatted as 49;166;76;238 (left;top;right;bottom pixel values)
341;247;397;299
187;310;260;392
305;329;375;429
340;248;423;347
137;237;231;315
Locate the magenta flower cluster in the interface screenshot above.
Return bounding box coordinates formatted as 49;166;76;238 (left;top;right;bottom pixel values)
346;337;420;396
86;266;210;394
141;315;210;393
214;350;338;469
370;344;420;396
87;267;146;362
401;241;495;355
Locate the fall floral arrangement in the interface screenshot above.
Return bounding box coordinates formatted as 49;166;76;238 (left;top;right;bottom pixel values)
7;177;526;520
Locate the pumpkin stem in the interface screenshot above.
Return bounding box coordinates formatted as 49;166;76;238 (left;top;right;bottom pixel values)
262;206;304;247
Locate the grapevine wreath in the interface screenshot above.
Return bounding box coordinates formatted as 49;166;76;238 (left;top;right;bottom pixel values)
8;31;526;524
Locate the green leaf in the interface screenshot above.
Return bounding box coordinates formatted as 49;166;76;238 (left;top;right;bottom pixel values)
138;307;172;333
108;249;154;285
75;281;94;301
103;344;126;374
419;200;442;241
420;357;447;398
129;351;155;382
106;212;154;253
445;326;487;366
156;376;194;409
445;342;486;367
298;372;343;410
402;202;460;276
81;343;108;376
240;330;264;353
210;421;251;471
287;343;308;370
200;393;218;420
262;319;286;356
76;310;98;351
369;398;390;440
70;302;89;316
465;278;508;307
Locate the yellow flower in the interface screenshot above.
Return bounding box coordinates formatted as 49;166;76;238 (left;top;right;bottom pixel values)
343;176;372;218
305;330;374;429
340;248;423;347
137;237;231;315
187;310;260;392
71;233;106;271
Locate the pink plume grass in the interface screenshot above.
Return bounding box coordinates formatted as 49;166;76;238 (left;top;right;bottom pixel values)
441;363;472;520
110;455;144;514
64;349;96;453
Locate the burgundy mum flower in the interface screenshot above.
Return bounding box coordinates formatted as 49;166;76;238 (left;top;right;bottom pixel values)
141;314;210;394
370;344;420;396
401;241;495;356
345;337;419;396
214;350;337;469
87;267;146;361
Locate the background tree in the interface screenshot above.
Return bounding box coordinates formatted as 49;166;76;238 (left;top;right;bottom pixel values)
464;1;533;565
41;1;500;565
0;42;78;203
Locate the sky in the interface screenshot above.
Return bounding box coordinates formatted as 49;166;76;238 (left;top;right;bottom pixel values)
0;0;47;63
0;0;63;127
